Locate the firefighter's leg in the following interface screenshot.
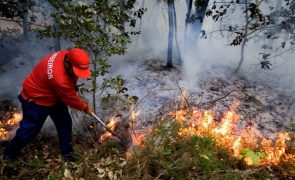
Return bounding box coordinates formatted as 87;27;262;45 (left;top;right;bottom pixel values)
4;95;49;160
49;101;73;155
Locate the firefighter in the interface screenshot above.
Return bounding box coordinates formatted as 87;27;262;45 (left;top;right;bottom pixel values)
3;48;93;162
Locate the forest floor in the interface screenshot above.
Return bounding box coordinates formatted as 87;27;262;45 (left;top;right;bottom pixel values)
0;58;295;179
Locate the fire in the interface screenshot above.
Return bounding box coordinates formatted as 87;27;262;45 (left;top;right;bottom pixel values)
107;118;116;131
99;118;117;142
7;112;22;125
0;112;22;141
0;128;9;140
96;95;294;166
172;101;294;165
131;128;152;146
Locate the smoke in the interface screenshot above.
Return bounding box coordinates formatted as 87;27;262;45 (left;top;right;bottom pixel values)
0;34;56;100
197;0;295;94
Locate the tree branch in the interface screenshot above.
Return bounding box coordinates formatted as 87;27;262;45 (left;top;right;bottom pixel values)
0;17;46;28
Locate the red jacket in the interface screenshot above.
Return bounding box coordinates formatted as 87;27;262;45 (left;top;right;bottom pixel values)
21;50;88;111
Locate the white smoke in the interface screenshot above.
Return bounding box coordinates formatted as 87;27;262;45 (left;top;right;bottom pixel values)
105;0;295;96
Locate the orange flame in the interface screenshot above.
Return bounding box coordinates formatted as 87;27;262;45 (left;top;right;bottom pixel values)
107;118;116;131
173;100;294;165
99;118;116;142
0;128;9;140
0;112;22;141
131;128;152;146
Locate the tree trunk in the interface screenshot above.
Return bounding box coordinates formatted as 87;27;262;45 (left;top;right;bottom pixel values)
92;54;98;113
54;21;61;51
197;0;209;22
172;1;182;66
119;0;125;34
167;0;174;68
22;12;29;39
184;0;193;52
234;0;249;74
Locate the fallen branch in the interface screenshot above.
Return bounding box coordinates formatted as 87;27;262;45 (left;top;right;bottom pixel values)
0;17;46;28
206;90;237;104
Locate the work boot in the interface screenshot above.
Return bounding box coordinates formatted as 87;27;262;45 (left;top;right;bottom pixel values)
62;152;79;162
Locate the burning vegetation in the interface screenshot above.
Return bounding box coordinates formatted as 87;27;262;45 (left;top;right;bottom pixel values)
0;100;21;141
173;100;294;166
0;80;295;179
123;97;295;179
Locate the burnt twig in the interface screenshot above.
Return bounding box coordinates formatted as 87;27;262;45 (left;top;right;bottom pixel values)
176;82;190;109
206;90;237;105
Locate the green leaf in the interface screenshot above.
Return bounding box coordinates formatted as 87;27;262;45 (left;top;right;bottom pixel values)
240;149;266;164
163;149;172;155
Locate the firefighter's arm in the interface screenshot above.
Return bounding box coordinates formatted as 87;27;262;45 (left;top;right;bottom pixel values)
52;79;89;111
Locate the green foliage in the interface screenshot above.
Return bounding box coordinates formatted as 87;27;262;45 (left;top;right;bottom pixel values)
260;60;272;70
126;96;138;105
92;58;111;77
39;0;132;53
195;0;208;7
99;75;136;105
0;0;34;19
26;156;44;168
240;149;265;164
103;140;122;149
47;173;62;180
0;1;19;19
102;75;128;95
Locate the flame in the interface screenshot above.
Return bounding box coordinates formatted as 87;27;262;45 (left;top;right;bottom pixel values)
99;117;123;142
172;100;294;165
131;110;140;121
0;112;22;141
233;137;241;156
131;128;152;146
96;95;294;166
107;118;116;131
0;128;9;140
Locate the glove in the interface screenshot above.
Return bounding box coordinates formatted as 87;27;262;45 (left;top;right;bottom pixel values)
84;106;93;115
